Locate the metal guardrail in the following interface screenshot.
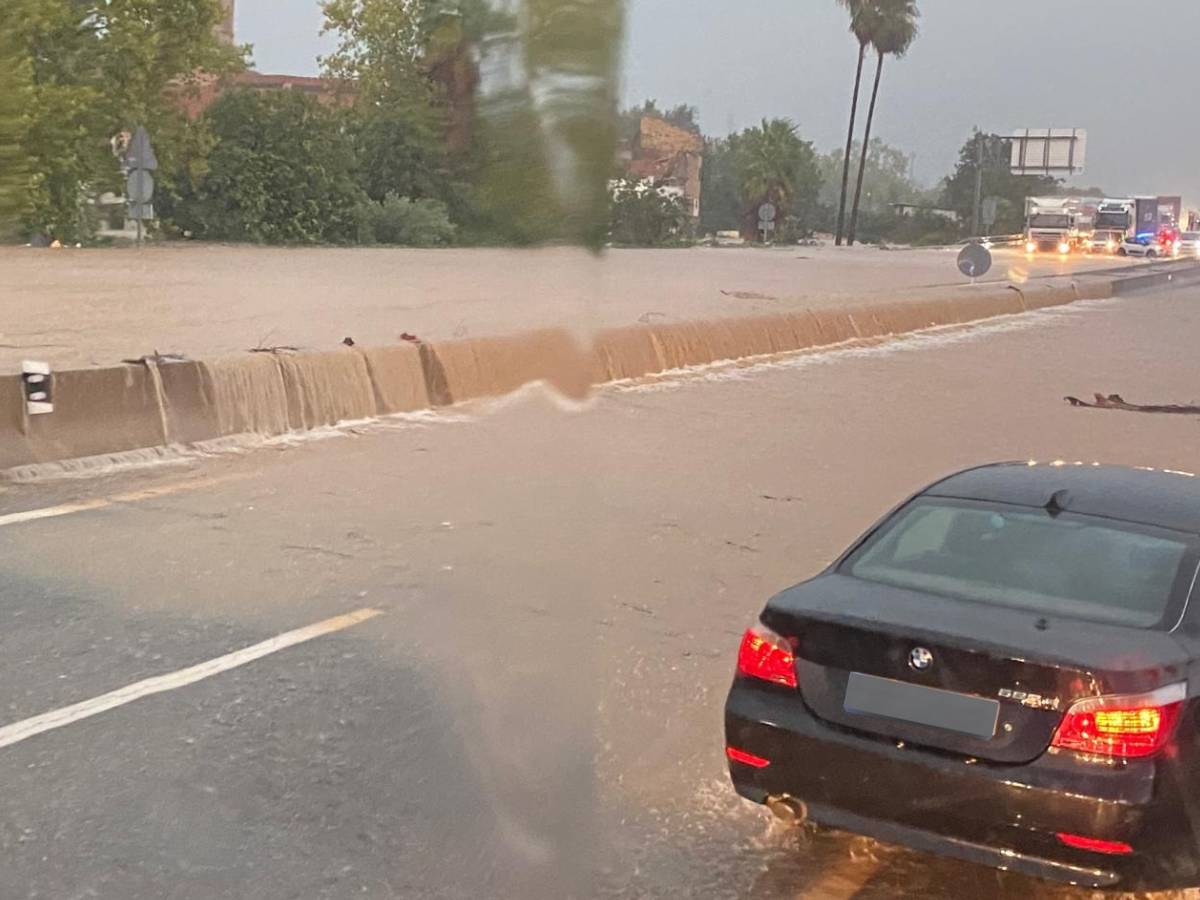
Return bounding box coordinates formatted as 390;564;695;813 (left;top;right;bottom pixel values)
963;234;1024;247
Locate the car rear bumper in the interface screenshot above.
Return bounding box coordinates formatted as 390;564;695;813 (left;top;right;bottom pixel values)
725;681;1196;890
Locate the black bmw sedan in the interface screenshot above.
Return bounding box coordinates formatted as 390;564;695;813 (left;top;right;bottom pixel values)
725;462;1200;890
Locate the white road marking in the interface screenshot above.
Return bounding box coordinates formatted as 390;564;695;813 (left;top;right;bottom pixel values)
0;474;248;529
0;607;382;751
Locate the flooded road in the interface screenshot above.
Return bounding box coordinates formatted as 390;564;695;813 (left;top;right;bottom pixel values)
0;285;1196;897
0;243;1127;370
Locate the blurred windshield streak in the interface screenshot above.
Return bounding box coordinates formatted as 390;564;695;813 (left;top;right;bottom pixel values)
474;0;623;247
421;2;624;897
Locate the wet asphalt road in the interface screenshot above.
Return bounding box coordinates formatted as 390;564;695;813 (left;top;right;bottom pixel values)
1;285;1200;898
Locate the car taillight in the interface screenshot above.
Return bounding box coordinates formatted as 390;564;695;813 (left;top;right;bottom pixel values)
1050;683;1186;758
1056;833;1133;855
736;625;797;688
725;746;771;768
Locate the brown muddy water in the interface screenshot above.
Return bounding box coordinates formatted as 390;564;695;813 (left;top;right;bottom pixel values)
0;243;1124;371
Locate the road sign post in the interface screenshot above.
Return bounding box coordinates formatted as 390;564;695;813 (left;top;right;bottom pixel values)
957;243;992;284
972;130;984;236
757;202;777;245
123;125;158;247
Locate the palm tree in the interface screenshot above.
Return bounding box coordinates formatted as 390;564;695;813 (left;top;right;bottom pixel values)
833;0;884;246
846;0;919;246
733;118;809;239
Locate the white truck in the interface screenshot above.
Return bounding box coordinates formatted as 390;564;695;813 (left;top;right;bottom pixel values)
1024;197;1084;254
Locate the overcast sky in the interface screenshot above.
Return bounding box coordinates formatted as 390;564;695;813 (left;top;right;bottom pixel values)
237;0;1200;201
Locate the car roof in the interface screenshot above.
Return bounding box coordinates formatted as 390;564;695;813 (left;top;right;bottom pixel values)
922;462;1200;534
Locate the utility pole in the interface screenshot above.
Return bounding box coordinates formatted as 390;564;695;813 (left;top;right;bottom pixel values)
971;128;984;237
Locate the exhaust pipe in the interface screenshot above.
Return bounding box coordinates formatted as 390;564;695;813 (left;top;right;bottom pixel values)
766;795;808;826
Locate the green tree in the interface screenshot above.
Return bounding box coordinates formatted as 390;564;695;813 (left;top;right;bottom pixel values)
732;118;820;240
817;139;919;213
321;0;426;103
698;136;741;234
351;104;448;204
0;3;34;236
941;133;1058;234
171;90;364;244
19;0;109;240
847;0;919;246
609;178;686;246
11;0;238;241
321;0;473;232
355;193;457;245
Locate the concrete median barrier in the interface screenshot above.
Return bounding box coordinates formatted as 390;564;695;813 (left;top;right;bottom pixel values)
203;354;292;438
154;360;220;446
1111;261;1200;296
426;329;593;404
0;266;1185;475
359;345;431;414
592;326;662;383
276;350;378;430
0;365;167;470
0;376;35;469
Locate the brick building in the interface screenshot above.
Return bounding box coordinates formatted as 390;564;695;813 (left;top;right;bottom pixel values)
623;116;704;219
175;0;352;120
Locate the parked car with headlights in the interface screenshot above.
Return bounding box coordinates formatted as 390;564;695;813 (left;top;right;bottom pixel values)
1119;235;1164;258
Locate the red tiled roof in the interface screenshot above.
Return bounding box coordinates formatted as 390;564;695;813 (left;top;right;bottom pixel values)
172;70;355;120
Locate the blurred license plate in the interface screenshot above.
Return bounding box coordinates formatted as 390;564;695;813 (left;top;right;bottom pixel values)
844;672;999;739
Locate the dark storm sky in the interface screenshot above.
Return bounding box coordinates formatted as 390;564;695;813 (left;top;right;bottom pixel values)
237;0;1200;201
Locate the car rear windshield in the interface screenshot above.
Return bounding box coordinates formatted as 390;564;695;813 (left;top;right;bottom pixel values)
843;500;1195;627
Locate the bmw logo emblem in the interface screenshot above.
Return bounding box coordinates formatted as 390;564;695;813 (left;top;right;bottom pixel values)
909;647;934;671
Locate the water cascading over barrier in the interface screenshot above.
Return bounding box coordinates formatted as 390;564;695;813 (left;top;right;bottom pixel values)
0;279;1126;473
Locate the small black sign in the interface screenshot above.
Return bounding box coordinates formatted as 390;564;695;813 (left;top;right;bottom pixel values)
957;243;993;279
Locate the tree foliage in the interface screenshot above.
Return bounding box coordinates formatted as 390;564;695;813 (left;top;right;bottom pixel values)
0;2;35;236
818;139;922;213
698;136;740;234
320;0;426;102
733;118;821;238
321;0;624;248
9;0;239;240
609;178;686;246
698;119;820;240
169;91;363;244
355;193;456;245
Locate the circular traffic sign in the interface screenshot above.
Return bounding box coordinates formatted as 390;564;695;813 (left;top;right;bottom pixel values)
126;169;155;204
758;202;777;224
957;242;992;278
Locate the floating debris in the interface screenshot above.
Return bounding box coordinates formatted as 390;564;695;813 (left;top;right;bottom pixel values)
1064;393;1200;415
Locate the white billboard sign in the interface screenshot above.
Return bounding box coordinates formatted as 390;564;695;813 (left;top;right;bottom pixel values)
1009;129;1087;175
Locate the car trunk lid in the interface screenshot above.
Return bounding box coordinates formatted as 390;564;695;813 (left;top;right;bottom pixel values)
761;574;1192;763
